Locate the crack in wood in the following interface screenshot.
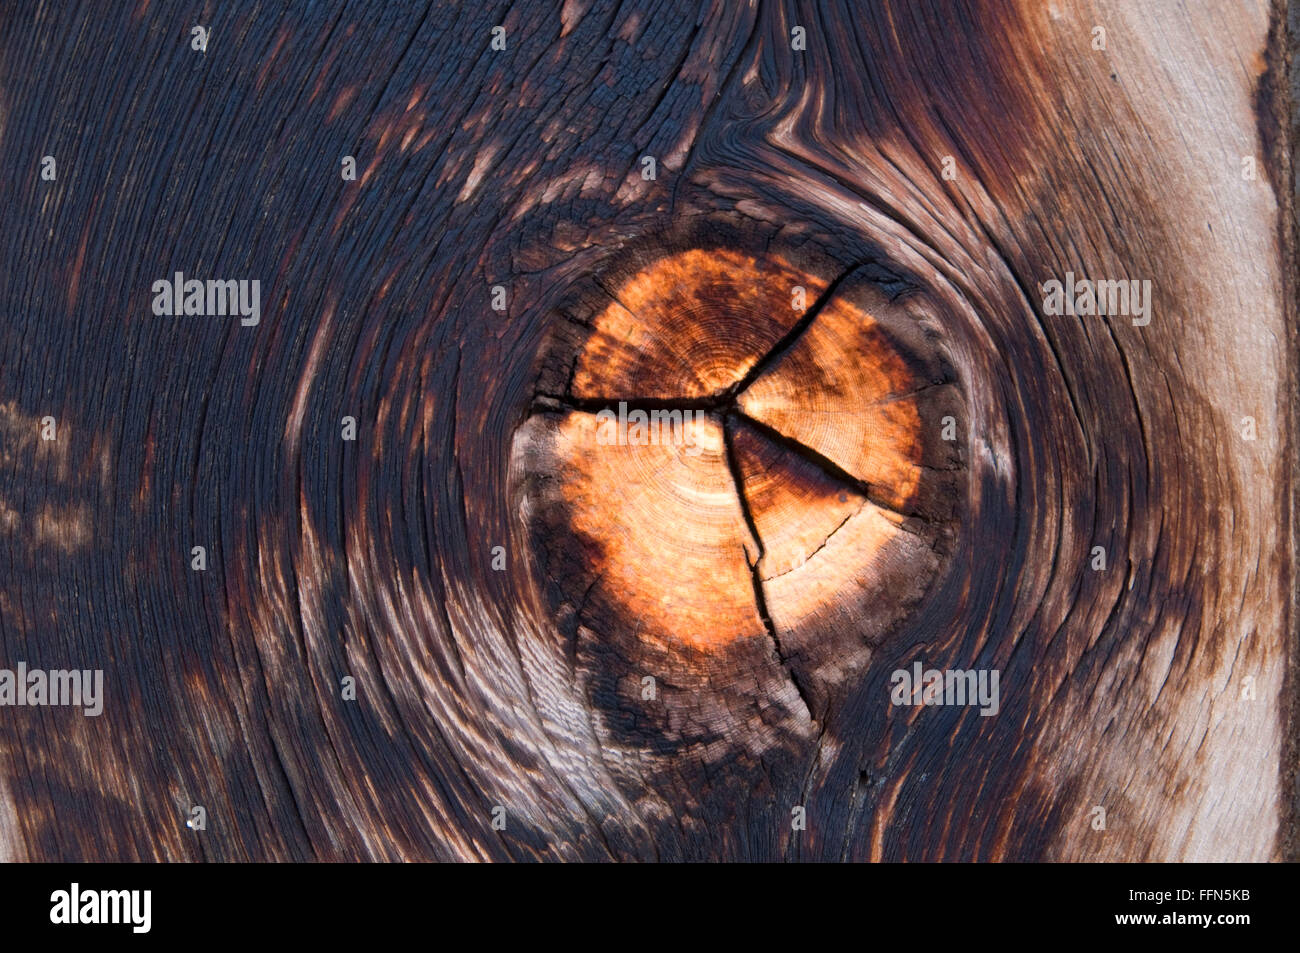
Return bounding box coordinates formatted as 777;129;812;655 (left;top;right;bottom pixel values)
722;415;817;723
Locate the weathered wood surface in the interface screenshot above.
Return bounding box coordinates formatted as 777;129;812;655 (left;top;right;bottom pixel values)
0;0;1294;861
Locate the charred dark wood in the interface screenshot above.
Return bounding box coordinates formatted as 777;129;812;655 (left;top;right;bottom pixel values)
0;0;1294;862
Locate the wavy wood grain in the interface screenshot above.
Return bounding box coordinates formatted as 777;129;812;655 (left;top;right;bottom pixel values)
0;0;1293;861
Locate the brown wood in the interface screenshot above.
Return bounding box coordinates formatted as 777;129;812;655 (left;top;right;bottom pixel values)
0;0;1294;862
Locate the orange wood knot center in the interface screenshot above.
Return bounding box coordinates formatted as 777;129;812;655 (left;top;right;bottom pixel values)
518;244;965;718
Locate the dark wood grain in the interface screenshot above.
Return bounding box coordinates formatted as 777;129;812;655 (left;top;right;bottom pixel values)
0;0;1293;861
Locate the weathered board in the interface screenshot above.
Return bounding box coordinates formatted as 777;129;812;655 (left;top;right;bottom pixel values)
0;0;1294;861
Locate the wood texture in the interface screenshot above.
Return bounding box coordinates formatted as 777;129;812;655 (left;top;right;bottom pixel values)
0;0;1294;861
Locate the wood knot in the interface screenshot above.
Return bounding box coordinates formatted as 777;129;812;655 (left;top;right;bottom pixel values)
517;235;964;731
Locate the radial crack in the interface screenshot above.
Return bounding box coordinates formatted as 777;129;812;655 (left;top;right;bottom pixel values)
726;261;866;400
734;411;920;520
536;393;733;414
722;416;817;722
591;275;642;322
761;506;863;583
